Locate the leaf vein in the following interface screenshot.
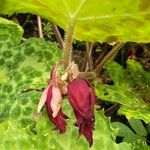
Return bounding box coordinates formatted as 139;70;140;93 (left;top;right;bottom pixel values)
77;12;150;21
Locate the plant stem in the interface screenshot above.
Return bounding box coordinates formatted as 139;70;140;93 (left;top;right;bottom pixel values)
22;37;27;41
94;44;110;68
94;42;124;74
63;23;74;69
78;71;96;80
86;42;94;71
52;23;63;49
37;16;43;38
81;42;94;71
105;104;120;116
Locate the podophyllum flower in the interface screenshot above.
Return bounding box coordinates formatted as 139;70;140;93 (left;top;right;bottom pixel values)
67;78;95;147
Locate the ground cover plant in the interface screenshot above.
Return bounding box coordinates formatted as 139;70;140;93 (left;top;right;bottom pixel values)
0;0;150;149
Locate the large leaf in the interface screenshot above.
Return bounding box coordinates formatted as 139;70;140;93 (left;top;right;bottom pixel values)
95;60;150;123
0;105;131;150
23;102;131;150
0;0;150;42
0;17;62;126
0;18;131;149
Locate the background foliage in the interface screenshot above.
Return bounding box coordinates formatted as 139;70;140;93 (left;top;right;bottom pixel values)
95;60;150;123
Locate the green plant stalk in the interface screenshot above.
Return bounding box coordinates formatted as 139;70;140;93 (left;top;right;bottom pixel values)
63;23;74;69
94;42;124;75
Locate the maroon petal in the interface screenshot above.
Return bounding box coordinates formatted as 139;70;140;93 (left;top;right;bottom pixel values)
74;110;94;147
45;85;68;133
67;79;95;146
80;121;94;147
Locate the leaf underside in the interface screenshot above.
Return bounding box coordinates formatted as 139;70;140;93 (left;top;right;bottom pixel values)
0;0;150;42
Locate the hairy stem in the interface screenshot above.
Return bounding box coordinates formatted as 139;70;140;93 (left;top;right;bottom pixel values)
63;23;74;69
94;42;124;74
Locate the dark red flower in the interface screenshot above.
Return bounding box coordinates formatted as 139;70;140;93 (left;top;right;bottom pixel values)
37;84;68;133
37;62;68;133
67;79;95;147
37;62;96;146
45;85;68;133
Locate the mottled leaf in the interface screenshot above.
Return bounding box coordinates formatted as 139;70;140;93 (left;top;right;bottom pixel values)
0;104;131;150
0;17;62;126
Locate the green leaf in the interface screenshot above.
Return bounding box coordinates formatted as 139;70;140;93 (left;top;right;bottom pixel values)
128;118;147;136
126;60;150;103
0;120;37;150
0;107;131;150
112;122;139;143
146;123;150;134
95;60;150;123
132;142;150;150
0;0;150;42
0;17;23;45
34;105;131;150
112;119;149;150
118;106;150;124
0;17;62;126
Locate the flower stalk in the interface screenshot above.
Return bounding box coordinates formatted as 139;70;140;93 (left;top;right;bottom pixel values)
63;22;74;69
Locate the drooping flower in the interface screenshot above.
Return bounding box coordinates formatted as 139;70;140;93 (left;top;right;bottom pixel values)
37;61;96;146
37;63;68;133
67;78;95;147
38;85;68;133
46;85;68;133
38;84;68;133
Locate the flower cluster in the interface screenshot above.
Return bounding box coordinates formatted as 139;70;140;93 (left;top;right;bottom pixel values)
38;64;95;147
